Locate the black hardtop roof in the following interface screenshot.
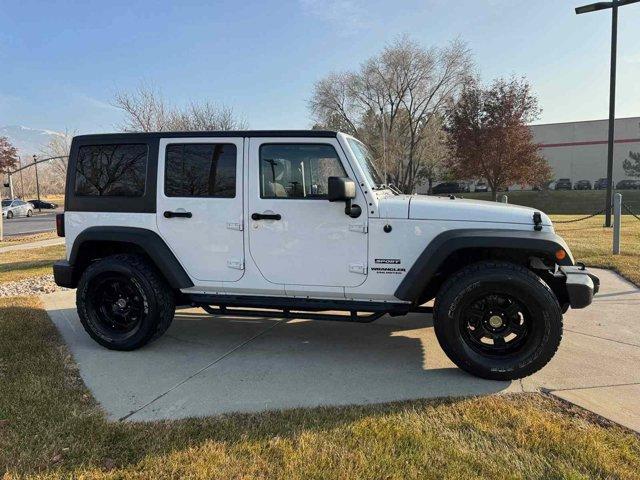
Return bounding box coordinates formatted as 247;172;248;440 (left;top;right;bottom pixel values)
73;130;339;143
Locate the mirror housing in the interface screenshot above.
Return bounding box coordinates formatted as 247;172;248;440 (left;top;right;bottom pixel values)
327;177;361;218
327;177;356;202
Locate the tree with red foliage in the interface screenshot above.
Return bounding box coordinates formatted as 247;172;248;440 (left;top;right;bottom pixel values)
446;77;552;200
0;136;19;174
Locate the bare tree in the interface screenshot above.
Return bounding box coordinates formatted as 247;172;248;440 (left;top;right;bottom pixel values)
113;84;247;132
40;129;73;177
309;36;472;193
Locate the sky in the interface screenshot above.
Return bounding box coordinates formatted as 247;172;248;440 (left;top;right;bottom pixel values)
1;0;639;134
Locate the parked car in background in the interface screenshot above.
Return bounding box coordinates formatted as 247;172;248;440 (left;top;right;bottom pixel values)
474;181;488;192
574;180;592;190
616;179;640;190
431;181;470;195
2;199;34;219
28;199;58;209
594;178;608;190
554;178;572;190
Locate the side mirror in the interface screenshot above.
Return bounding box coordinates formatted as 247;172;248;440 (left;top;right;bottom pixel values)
327;177;361;218
327;177;356;202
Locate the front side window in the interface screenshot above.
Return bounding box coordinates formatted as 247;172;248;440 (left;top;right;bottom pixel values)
165;143;236;197
259;144;346;199
75;144;147;197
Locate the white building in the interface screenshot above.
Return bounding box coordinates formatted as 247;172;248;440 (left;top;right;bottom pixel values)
531;116;640;185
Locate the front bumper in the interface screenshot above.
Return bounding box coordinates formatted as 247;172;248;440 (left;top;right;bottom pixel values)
53;260;76;288
559;264;600;309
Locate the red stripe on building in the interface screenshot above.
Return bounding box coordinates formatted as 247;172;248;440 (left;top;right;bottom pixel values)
539;138;640;148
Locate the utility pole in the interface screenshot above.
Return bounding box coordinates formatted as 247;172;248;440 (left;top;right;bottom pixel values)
18;156;25;198
33;154;41;212
575;0;640;227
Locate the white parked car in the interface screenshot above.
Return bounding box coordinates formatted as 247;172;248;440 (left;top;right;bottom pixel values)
53;130;599;380
2;199;34;219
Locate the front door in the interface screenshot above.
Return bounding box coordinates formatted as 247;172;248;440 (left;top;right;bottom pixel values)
156;137;245;282
247;138;368;289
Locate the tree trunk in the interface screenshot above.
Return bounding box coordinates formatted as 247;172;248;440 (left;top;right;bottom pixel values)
428;178;433;195
491;188;497;202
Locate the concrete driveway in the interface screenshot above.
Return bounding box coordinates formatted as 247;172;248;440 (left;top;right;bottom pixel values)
42;268;640;431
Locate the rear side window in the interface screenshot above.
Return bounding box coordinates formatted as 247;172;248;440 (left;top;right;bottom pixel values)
74;144;148;197
165;143;236;198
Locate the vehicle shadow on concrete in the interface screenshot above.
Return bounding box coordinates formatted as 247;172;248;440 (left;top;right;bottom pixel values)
44;293;513;421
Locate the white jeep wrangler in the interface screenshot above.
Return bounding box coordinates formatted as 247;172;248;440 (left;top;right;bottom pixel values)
54;130;599;380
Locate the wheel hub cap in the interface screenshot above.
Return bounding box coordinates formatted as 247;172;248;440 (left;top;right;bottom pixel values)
488;315;503;328
116;298;127;308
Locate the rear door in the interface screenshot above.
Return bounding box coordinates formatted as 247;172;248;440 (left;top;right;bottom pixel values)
156;137;245;282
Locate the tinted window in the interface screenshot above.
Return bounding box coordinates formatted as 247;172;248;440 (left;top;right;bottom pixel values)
165;144;236;198
259;144;346;199
75;144;147;197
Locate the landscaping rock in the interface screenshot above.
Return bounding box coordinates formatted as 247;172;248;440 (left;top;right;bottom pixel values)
0;275;70;298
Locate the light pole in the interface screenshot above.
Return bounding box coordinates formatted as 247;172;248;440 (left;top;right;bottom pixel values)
575;0;640;227
33;154;42;212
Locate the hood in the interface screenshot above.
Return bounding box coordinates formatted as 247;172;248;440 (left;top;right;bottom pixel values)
377;195;552;227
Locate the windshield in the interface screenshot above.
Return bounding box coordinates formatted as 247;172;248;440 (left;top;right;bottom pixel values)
346;138;385;189
1;200;11;207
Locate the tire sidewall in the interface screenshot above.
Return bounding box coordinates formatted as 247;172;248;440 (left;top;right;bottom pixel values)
435;267;561;380
77;258;163;350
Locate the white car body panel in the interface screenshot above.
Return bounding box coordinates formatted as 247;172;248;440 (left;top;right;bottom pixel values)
155;137;245;283
246;137;368;290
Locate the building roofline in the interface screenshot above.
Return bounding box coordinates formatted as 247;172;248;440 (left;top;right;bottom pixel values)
530;116;640;128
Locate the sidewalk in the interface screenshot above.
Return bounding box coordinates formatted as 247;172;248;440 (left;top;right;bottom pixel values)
0;237;64;253
42;268;640;430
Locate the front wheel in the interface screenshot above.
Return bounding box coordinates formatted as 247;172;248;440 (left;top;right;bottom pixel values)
433;261;562;380
6;211;13;219
26;209;33;217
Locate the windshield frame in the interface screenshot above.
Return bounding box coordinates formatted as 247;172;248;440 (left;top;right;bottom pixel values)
344;137;386;190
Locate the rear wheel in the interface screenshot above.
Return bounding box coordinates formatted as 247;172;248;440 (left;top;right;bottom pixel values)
76;254;175;350
26;209;33;217
433;261;562;380
6;211;13;219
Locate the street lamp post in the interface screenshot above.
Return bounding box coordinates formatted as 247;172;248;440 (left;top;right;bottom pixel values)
575;0;640;227
33;154;42;212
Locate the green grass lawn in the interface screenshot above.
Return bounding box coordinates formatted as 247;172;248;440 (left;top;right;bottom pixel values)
552;214;640;286
1;297;639;479
0;244;65;284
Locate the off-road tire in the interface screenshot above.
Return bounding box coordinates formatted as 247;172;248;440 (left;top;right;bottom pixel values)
76;254;175;350
433;261;562;380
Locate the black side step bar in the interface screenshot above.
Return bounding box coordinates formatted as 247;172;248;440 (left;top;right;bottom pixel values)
199;305;387;323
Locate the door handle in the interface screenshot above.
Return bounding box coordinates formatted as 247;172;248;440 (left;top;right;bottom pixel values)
251;212;281;221
164;211;192;218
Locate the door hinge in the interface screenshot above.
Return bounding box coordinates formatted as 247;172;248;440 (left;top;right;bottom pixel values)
349;263;367;275
227;259;245;270
349;224;368;234
227;222;243;231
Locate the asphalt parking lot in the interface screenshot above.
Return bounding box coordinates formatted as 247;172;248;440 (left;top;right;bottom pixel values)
43;268;640;431
1;210;58;236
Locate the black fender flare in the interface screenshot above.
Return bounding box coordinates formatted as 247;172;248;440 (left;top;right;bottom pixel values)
69;226;193;289
394;229;573;303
